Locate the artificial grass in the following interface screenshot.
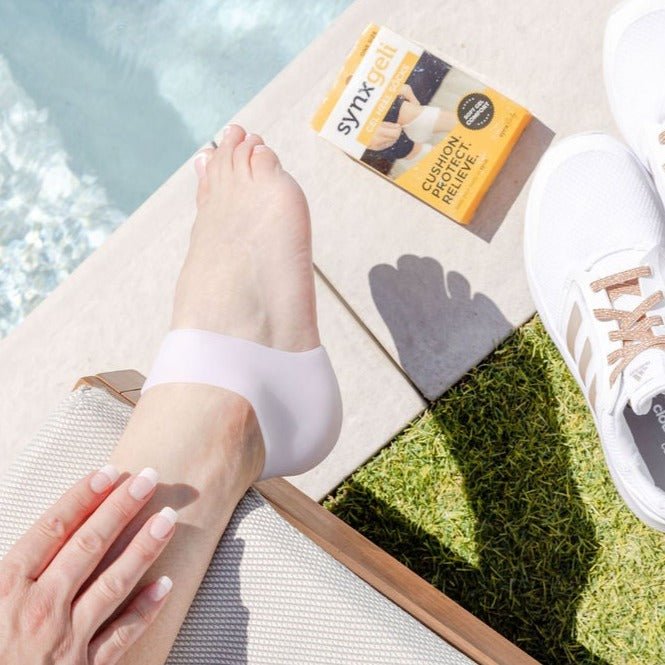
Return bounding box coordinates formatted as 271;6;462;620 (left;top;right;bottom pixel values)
324;316;665;665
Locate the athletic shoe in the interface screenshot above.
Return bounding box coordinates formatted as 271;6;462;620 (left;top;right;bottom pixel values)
524;133;665;530
604;0;665;203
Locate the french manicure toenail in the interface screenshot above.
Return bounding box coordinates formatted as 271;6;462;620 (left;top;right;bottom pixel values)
149;575;173;602
90;464;120;494
193;153;209;178
150;507;178;539
129;467;159;500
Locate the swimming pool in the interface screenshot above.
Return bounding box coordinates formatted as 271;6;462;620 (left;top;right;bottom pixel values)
0;0;350;337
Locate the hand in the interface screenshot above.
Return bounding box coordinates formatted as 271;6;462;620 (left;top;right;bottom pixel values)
0;466;177;664
400;83;419;105
367;121;403;151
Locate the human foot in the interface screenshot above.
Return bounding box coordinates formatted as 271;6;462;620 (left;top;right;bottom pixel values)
123;125;332;485
172;124;320;353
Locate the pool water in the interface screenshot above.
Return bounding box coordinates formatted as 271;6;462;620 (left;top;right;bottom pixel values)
0;0;350;337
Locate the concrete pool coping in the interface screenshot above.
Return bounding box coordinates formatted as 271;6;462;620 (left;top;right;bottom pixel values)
0;0;624;499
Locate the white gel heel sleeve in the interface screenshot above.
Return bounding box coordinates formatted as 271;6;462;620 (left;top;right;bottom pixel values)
141;329;343;480
403;105;440;143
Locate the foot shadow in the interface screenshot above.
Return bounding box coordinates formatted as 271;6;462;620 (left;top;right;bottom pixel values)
369;255;513;400
466;117;554;242
328;324;606;664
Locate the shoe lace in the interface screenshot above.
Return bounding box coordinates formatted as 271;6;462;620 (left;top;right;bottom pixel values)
591;266;665;386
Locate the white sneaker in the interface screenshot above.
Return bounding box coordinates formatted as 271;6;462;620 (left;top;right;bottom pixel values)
604;0;665;203
524;133;665;530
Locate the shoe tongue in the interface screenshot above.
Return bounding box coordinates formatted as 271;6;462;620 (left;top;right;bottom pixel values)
624;348;665;416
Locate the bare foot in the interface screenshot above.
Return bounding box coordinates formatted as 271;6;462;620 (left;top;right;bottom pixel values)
172;124;320;353
114;126;321;488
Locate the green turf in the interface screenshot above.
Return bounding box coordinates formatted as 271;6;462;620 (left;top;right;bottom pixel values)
324;316;665;665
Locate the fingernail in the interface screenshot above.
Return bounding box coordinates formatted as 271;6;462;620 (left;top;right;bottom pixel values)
148;575;173;602
244;133;258;142
193;153;208;179
253;144;269;152
223;124;232;136
128;467;159;500
149;506;177;540
90;464;120;494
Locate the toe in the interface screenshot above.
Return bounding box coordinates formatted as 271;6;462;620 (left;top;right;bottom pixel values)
212;124;246;172
250;144;281;176
233;133;264;174
193;148;215;206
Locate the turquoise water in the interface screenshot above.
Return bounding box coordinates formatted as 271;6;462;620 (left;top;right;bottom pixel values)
0;0;350;337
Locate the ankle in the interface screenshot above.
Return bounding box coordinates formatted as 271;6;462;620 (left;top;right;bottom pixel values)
115;384;265;493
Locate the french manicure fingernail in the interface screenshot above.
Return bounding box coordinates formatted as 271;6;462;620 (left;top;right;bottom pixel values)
90;464;120;494
148;575;173;602
149;506;177;540
128;467;159;500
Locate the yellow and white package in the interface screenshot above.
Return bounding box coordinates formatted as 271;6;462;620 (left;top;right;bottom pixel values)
312;24;531;224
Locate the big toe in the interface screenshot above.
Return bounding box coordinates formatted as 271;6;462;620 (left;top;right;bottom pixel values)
250;144;281;176
212;124;246;172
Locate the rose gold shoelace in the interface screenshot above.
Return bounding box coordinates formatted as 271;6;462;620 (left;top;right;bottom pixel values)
591;266;665;386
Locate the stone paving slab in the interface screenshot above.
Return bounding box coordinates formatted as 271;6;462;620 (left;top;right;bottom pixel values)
233;0;621;398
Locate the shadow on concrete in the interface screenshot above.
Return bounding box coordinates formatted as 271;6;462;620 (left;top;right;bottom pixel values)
369;255;512;400
467;117;555;243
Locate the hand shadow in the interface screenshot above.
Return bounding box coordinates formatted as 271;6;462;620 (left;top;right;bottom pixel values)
167;497;262;664
369;255;513;400
328;324;606;664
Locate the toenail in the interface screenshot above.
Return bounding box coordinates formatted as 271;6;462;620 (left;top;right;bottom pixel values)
244;133;260;142
193;153;209;179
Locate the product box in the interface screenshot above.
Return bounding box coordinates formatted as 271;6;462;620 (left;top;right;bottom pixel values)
312;24;531;224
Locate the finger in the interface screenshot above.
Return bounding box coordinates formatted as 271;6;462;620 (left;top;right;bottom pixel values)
387;125;402;139
88;576;173;665
2;466;120;579
74;507;177;633
40;467;159;596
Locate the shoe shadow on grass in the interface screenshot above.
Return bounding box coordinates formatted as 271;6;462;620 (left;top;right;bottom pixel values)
327;322;606;665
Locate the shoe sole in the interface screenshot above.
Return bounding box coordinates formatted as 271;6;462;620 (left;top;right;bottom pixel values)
524;132;665;531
